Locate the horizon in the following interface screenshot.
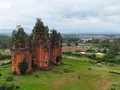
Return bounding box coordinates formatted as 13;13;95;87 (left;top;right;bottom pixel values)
0;28;120;35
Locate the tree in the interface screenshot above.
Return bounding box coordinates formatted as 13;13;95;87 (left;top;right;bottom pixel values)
33;18;44;32
109;43;119;55
66;42;71;46
0;35;12;49
12;30;17;37
99;39;111;48
75;42;78;47
50;29;62;42
11;26;28;49
32;18;49;42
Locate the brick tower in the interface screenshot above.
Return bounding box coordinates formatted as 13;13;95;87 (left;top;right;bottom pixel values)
50;30;62;65
31;19;50;68
11;27;32;75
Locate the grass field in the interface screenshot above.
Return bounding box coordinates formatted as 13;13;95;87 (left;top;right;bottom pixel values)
0;57;120;90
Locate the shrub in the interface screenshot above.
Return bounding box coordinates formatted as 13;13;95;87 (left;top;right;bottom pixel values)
101;54;120;64
64;69;70;73
6;84;15;90
34;74;40;78
88;67;91;70
111;88;116;90
78;75;80;79
6;76;14;82
87;54;96;60
52;70;62;74
75;50;80;52
0;73;2;77
0;54;11;60
18;58;28;75
16;86;20;89
0;83;20;90
97;60;101;63
63;69;73;73
0;83;8;90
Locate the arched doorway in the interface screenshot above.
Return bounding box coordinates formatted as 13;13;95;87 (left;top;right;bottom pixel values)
56;56;60;63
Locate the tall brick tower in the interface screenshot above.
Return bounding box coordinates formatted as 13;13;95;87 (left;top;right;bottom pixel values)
11;27;32;75
31;18;50;68
50;30;62;65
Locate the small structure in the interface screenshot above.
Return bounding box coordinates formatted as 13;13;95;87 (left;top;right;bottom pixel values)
11;19;62;75
31;19;50;68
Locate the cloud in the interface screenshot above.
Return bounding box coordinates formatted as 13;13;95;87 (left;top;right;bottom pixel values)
0;0;120;33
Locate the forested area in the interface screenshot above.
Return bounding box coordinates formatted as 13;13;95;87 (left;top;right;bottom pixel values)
0;35;12;49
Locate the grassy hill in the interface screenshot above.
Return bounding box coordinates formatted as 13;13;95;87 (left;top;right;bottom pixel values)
0;57;120;90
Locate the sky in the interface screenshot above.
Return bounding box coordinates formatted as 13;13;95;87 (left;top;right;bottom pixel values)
0;0;120;34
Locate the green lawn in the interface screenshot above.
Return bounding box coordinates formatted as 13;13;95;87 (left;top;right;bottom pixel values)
0;57;120;90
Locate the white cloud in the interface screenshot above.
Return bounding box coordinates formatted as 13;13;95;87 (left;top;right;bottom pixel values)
0;0;120;33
